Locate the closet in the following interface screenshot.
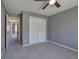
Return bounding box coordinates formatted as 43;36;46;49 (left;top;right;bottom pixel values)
29;16;46;44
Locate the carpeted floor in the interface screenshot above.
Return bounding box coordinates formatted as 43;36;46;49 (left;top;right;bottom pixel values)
2;42;78;59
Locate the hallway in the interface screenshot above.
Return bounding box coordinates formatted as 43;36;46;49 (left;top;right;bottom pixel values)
5;16;20;49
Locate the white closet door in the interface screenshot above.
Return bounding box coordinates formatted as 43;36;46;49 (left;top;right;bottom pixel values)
29;17;38;44
38;18;41;42
39;18;46;42
29;16;46;44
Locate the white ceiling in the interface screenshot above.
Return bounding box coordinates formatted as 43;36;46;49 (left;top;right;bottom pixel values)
2;0;78;16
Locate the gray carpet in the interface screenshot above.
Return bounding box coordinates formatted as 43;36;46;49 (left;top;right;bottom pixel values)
2;42;78;59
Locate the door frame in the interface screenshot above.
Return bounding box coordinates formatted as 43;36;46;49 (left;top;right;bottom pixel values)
5;14;6;49
5;14;8;49
5;13;23;49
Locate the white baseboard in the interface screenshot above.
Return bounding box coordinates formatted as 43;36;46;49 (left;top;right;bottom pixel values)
23;41;47;47
22;40;78;52
23;44;31;47
47;40;78;52
1;48;5;57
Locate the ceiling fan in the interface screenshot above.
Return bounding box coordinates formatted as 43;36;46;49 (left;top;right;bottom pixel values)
35;0;61;10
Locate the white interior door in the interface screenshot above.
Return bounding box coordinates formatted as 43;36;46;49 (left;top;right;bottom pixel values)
39;18;46;42
29;17;38;44
29;16;46;44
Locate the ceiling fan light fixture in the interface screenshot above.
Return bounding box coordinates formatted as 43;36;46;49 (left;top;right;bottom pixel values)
49;0;56;5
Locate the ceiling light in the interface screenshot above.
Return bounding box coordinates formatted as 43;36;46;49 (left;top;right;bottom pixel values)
49;0;56;5
12;20;16;22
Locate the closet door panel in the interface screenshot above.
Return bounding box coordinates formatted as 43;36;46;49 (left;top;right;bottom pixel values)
41;19;46;42
38;18;42;42
39;18;46;42
29;18;38;44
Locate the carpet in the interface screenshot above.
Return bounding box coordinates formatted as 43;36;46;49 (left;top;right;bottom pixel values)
2;42;78;59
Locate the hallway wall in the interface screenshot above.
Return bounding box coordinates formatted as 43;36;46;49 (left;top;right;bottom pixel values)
1;0;6;55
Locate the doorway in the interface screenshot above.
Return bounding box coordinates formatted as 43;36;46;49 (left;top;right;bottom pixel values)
5;15;20;49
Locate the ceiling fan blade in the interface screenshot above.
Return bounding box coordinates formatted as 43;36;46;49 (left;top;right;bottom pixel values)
42;3;49;9
35;0;49;1
54;1;61;8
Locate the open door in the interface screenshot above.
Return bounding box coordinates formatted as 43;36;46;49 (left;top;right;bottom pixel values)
5;14;10;49
5;14;21;49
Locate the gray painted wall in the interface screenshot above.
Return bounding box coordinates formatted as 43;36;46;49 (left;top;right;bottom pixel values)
49;7;78;49
1;1;6;55
22;11;49;45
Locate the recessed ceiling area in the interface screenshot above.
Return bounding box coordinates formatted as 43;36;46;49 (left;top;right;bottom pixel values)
2;0;78;16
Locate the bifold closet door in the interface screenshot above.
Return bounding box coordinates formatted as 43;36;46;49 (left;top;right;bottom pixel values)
29;16;46;44
29;17;39;44
38;18;46;42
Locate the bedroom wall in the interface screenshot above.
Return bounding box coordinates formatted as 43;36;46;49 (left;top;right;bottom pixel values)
49;7;78;49
1;0;6;55
22;11;49;45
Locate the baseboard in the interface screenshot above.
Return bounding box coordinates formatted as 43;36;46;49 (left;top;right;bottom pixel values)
23;44;31;47
22;40;78;52
23;41;47;47
1;48;5;57
47;40;78;52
